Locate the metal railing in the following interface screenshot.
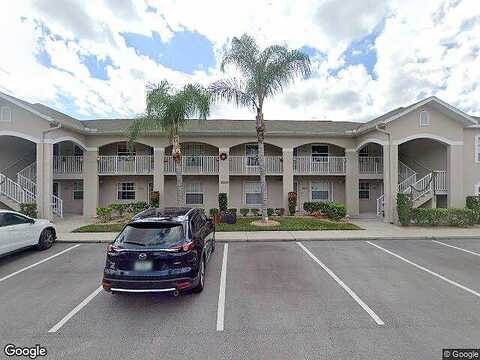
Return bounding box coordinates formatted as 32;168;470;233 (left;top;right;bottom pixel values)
54;156;83;174
17;173;37;194
411;173;433;201
0;173;36;204
293;156;346;175
435;170;447;193
229;156;283;174
376;194;384;216
98;155;154;174
52;194;63;217
398;161;416;182
164;156;219;174
17;162;36;181
359;157;383;174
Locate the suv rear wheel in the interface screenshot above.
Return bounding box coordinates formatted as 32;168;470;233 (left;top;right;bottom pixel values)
192;258;205;293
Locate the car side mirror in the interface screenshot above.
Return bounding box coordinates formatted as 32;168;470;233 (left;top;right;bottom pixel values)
28;218;35;224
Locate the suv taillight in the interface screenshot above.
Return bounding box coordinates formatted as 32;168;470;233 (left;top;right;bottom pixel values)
174;241;195;252
106;244;120;254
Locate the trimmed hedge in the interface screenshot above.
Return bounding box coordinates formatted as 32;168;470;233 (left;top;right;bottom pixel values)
267;208;274;217
303;201;346;221
240;208;249;217
288;191;297;216
218;193;228;212
466;196;480;224
96;207;113;223
411;208;476;227
397;193;413;225
19;203;37;218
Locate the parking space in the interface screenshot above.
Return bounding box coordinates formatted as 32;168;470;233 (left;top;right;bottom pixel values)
1;239;480;359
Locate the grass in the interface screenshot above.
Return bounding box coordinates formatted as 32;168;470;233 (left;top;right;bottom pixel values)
216;217;361;232
73;216;362;233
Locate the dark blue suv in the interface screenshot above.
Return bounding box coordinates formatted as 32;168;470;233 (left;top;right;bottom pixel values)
102;208;215;296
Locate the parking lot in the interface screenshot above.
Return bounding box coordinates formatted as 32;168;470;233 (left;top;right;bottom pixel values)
1;239;480;360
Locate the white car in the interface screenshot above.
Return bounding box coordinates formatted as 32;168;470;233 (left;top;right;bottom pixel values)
0;210;56;256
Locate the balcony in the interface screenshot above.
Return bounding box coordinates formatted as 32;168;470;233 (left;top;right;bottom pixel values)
164;156;218;175
359;157;383;175
54;156;83;174
293;156;346;175
98;155;154;175
229;156;283;175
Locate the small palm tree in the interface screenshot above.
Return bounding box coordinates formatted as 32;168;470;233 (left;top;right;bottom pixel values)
128;80;210;206
210;34;311;222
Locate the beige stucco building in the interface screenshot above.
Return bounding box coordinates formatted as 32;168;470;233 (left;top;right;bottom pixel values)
0;91;479;223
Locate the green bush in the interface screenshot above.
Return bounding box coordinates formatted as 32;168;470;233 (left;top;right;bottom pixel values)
109;203;128;216
303;201;327;214
267;208;274;217
19;203;37;218
412;208;476;227
466;196;480;224
397;193;413;226
250;208;260;216
127;202;149;214
274;208;285;216
228;208;237;215
240;208;249;217
209;208;219;217
96;207;113;223
323;202;346;221
288;192;297;216
218;193;228;212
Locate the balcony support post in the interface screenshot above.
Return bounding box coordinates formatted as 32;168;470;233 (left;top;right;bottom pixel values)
447;144;463;207
345;149;359;217
282;149;294;211
153;148;165;206
83;148;99;218
219;148;230;203
36;142;53;220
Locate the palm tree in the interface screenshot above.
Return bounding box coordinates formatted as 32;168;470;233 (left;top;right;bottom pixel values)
210;34;311;222
128;80;210;206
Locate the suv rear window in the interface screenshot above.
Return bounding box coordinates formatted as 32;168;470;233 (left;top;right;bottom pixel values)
115;222;185;249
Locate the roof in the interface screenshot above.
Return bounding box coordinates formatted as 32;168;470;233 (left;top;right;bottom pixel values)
82;118;361;136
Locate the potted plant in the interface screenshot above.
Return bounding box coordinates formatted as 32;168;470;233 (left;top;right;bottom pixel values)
209;208;220;224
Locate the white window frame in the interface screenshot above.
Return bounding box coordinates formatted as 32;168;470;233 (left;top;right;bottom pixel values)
311;144;329;162
419;110;429;127
185;183;204;205
117;143;135;156
244;181;263;206
117;182;136;200
359;182;370;200
0;106;12;122
72;181;83;200
310;181;331;202
475;135;480;163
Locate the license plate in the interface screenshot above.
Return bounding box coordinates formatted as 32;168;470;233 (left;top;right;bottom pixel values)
134;261;153;271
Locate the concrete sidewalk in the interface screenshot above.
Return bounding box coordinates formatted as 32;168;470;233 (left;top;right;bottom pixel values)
57;219;480;243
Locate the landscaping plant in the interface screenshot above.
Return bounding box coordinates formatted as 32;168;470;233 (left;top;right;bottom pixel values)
19;203;37;218
288;191;297;216
96;207;113;223
397;193;413;226
218;193;228;212
240;208;250;217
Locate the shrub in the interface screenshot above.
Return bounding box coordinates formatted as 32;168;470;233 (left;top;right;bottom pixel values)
110;203;128;216
96;207;113;223
127;202;149;214
228;208;237;215
209;208;219;217
267;208;274;217
397;193;413;226
218;193;228;212
19;203;37;218
303;201;325;214
411;208;476;227
240;208;249;217
287;191;297;215
466;196;480;224
274;208;285;216
150;191;159;207
250;208;260;216
323;202;346;221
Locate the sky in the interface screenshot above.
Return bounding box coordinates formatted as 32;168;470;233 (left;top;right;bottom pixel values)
0;0;479;122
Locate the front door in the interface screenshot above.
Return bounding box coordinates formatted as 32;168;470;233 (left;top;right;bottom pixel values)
53;182;59;197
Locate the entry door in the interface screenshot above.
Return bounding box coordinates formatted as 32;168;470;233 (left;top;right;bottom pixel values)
53;182;59;197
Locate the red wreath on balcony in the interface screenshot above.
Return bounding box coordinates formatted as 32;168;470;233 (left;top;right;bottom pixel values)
219;152;228;161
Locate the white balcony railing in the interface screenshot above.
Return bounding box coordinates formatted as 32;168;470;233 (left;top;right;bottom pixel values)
98;155;154;174
164;156;219;174
293;156;346;175
229;156;283;175
54;156;83;174
359;156;383;174
435;170;447;193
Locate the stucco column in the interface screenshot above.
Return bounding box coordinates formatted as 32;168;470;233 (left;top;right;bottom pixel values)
383;144;398;223
218;148;230;204
153;148;165;206
447;144;464;208
36;142;53;220
345;149;359;217
282;148;294;211
83;149;99;218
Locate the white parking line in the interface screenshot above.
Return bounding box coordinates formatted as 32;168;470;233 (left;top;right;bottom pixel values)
0;244;81;284
367;241;480;298
297;242;385;326
48;286;103;333
216;243;229;331
431;240;480;257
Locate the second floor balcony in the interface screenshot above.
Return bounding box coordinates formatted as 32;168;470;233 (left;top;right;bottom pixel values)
164;156;219;175
98;155;154;175
293;156;346;175
54;156;83;174
229;156;283;175
359;156;383;175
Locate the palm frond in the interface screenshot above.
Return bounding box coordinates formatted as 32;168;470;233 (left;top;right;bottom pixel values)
221;34;259;78
209;78;257;109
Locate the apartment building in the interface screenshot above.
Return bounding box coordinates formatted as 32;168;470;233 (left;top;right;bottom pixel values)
0;91;479;223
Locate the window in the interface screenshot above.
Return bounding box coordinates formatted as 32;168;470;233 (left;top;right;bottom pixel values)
53;144;60;156
476;135;480;163
0;106;11;122
73;145;83;156
419;110;429;127
3;213;30;226
115;223;185;249
359;146;369;157
359;182;370;200
185;183;204;205
245;144;259;166
312;145;329;162
311;181;330;202
245;181;263;205
117;143;135;156
73;181;83;200
183;143;204;167
117;182;136;200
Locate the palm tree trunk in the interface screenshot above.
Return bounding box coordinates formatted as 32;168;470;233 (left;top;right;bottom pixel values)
256;110;268;222
172;135;184;206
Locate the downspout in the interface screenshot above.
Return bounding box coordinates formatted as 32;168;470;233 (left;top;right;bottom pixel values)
375;123;393;223
40;123;61;217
